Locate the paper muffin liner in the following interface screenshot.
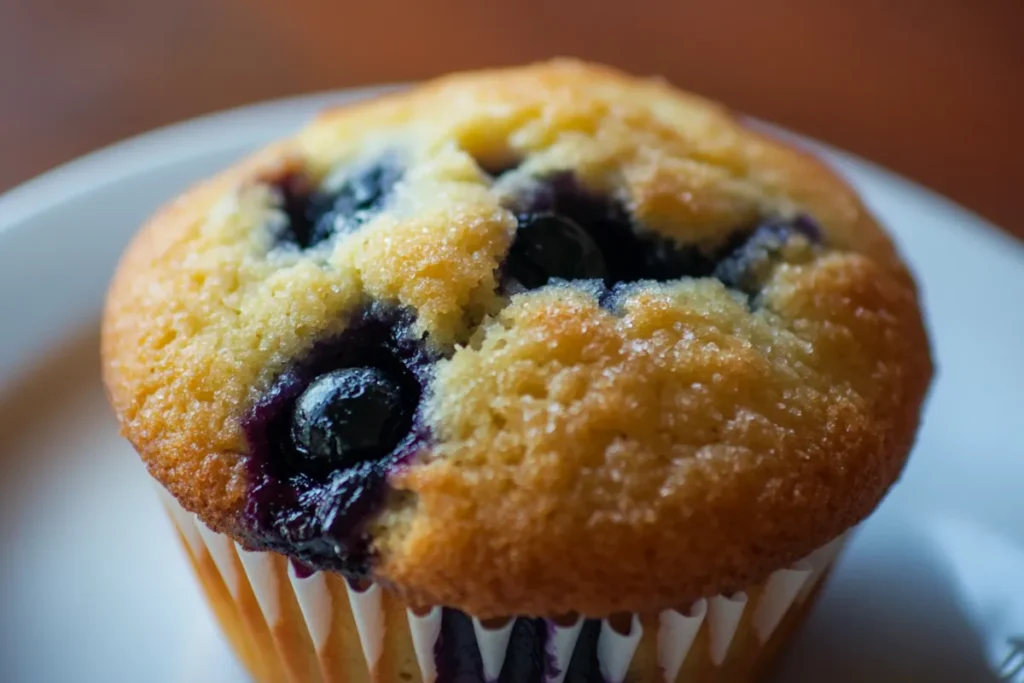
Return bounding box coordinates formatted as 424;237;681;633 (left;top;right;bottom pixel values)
156;486;847;683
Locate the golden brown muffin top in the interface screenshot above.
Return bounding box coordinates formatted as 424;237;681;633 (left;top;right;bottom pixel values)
101;60;932;618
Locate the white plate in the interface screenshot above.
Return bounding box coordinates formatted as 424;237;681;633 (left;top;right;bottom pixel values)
1;88;1022;683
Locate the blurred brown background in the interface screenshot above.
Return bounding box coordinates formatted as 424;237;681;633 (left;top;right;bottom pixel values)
1;0;1021;236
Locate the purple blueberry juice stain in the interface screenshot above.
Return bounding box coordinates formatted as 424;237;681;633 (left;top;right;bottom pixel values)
241;304;436;576
289;558;316;580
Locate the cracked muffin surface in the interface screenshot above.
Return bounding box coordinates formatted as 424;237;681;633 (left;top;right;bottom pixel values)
101;60;933;618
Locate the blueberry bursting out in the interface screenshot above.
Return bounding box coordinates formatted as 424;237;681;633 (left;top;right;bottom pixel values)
502;172;823;299
276;157;404;249
241;306;433;576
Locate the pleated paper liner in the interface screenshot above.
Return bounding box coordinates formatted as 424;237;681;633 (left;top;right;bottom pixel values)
158;486;847;683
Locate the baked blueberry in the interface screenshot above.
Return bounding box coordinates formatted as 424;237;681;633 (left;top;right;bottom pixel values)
276;158;403;249
506;172;826;302
507;173;725;289
506;212;607;289
713;217;821;297
238;306;433;575
290;367;413;474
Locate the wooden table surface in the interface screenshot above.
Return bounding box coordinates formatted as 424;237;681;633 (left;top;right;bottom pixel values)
1;0;1021;237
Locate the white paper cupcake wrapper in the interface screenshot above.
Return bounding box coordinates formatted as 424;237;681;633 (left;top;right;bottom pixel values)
157;487;848;683
598;615;643;683
658;600;707;683
409;607;444;683
287;566;331;650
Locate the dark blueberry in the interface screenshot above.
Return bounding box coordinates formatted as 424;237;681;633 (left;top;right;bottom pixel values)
506;213;607;289
503;172;824;300
504;173;721;289
713;218;820;297
275;157;403;249
290;367;413;474
241;305;436;576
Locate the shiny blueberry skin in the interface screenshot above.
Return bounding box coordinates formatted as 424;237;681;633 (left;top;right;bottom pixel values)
506;212;607;289
290;367;413;475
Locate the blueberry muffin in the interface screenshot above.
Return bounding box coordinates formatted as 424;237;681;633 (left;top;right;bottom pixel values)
101;60;932;683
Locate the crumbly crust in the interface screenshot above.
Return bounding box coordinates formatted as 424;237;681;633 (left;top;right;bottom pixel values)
102;60;932;618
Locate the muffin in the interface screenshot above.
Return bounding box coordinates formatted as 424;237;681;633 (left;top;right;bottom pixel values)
101;60;933;683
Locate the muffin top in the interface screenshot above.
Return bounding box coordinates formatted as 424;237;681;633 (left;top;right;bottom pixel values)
101;60;932;618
